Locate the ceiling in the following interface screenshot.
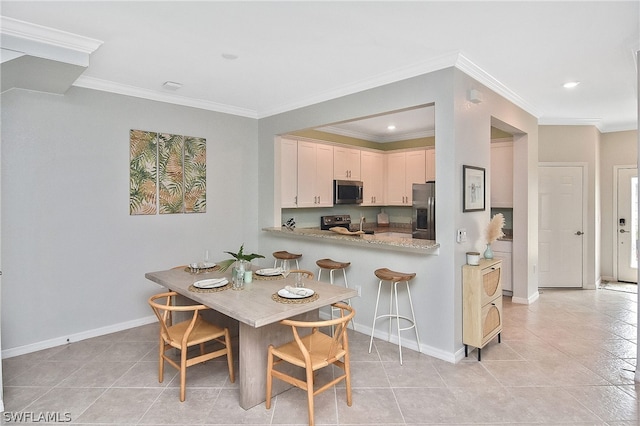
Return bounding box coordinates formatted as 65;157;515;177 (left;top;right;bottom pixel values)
1;1;638;135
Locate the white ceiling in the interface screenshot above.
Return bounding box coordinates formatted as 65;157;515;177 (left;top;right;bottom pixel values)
1;1;638;134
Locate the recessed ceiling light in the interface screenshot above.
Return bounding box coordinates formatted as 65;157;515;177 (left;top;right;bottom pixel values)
162;81;182;90
387;125;396;131
221;53;238;60
563;81;580;89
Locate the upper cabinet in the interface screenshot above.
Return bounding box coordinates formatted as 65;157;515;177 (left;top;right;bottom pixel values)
490;141;513;208
280;138;298;208
297;141;334;208
360;150;385;206
425;148;436;182
386;150;426;205
333;146;361;180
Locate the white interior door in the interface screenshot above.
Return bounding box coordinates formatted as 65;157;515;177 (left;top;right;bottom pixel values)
538;166;584;287
617;167;638;283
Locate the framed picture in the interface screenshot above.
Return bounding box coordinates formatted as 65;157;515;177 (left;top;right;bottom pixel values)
463;165;485;212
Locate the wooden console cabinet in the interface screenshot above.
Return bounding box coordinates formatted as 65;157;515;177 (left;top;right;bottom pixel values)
462;258;502;360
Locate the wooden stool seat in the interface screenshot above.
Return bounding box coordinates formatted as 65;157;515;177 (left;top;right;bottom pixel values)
316;258;351;270
273;251;302;260
374;268;416;283
273;251;302;269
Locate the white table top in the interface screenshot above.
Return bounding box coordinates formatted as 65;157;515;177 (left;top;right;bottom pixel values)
145;268;358;328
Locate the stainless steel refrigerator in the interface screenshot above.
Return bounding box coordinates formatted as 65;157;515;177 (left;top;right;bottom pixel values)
412;181;436;240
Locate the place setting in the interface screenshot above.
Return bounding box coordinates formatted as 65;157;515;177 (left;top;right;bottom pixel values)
253;267;285;280
188;277;230;293
271;270;319;304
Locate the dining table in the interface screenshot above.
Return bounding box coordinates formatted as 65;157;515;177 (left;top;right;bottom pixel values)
145;265;358;409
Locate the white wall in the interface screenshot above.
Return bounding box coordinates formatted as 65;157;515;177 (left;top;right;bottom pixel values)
539;126;601;288
1;87;259;355
599;130;638;280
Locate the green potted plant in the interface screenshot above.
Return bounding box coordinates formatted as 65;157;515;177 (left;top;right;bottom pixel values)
217;244;265;273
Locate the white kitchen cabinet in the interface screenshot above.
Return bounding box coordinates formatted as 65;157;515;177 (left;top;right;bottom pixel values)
360;150;385;205
279;138;298;208
334;146;361;180
425;148;436;182
297;141;334;208
490;141;513;208
386;150;426;205
492;239;513;293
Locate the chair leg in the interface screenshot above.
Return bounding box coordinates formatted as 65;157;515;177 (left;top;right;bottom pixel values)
179;348;187;402
158;338;165;383
225;328;235;383
306;366;315;426
344;343;353;407
265;346;274;409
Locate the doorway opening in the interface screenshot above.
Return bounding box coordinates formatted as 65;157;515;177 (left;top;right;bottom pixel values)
615;166;638;283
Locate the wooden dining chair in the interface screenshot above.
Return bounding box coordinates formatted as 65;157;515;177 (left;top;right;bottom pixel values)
148;291;235;401
266;303;355;426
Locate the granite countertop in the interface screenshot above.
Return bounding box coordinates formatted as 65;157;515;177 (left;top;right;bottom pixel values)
262;226;440;254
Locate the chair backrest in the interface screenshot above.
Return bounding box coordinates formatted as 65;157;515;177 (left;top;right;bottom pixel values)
148;291;208;344
280;303;355;360
289;269;314;279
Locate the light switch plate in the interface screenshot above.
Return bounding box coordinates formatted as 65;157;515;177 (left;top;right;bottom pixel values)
457;228;467;243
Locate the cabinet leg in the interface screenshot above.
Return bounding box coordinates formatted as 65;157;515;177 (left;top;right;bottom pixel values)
464;344;468;357
477;348;481;361
498;333;501;344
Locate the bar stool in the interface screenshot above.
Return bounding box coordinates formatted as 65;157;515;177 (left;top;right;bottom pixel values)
272;251;302;269
316;258;350;288
316;258;354;330
368;268;420;365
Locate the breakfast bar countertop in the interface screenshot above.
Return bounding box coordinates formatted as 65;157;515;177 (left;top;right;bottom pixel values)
262;226;440;254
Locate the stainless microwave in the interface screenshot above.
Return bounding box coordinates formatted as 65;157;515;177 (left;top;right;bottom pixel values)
334;180;363;204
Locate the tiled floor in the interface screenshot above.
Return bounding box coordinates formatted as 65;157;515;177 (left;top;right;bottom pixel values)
2;287;639;425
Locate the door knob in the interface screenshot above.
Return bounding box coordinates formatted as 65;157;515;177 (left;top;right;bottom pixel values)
575;231;584;235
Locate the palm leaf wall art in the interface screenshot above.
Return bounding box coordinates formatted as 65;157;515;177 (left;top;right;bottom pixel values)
129;130;158;215
129;129;206;215
184;136;206;213
158;133;185;214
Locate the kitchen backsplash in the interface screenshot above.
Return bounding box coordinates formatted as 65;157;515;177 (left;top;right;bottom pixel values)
281;206;413;229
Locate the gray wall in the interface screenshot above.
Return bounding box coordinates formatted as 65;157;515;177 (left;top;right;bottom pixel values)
1;87;258;353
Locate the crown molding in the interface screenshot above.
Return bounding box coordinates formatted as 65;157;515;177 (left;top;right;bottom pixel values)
73;75;258;118
0;16;102;66
257;51;461;119
454;53;542;119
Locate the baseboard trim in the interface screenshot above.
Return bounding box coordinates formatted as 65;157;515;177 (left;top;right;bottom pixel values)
512;290;540;305
2;315;157;359
319;310;457;363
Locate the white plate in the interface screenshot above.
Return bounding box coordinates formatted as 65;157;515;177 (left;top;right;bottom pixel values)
256;268;282;276
277;288;315;299
193;278;228;289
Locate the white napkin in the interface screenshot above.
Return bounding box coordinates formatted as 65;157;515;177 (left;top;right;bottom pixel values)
194;278;227;288
285;285;311;296
258;268;282;276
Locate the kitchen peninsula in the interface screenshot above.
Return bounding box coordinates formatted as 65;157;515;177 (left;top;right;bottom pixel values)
262;226;440;254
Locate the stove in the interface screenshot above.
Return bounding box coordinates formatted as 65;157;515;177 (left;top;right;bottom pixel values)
320;215;352;231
